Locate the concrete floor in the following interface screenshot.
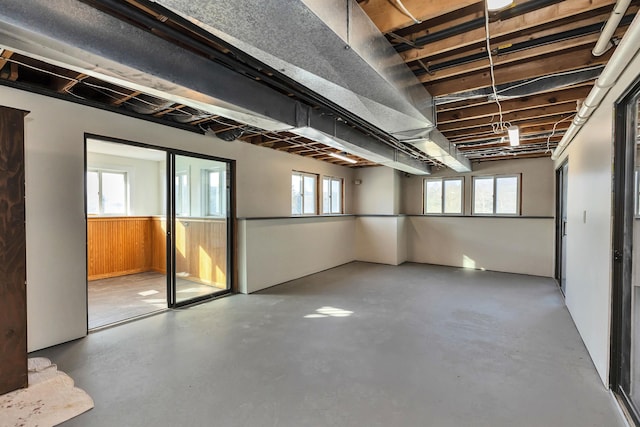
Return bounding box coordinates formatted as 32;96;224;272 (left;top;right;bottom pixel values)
35;262;626;427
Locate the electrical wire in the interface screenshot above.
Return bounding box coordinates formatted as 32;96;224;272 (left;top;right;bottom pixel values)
484;1;505;134
545;114;574;153
393;0;422;24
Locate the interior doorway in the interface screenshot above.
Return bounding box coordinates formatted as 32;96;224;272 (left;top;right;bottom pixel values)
555;161;568;295
86;137;232;329
611;77;640;424
86;139;168;329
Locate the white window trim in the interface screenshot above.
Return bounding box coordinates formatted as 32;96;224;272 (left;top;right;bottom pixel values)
471;174;521;216
292;171;318;216
423;177;464;215
322;176;344;214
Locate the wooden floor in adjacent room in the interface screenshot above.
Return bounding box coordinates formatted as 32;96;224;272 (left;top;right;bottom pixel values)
88;272;223;329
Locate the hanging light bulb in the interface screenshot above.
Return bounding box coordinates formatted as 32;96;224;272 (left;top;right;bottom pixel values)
508;125;520;147
487;0;514;12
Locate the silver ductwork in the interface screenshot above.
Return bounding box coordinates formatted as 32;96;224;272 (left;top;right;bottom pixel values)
151;0;470;172
0;0;464;173
410;130;472;173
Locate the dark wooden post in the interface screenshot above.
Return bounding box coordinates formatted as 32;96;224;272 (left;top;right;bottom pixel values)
0;105;29;395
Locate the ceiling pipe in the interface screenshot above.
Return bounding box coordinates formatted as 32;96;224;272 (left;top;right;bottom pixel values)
552;11;640;160
592;0;632;56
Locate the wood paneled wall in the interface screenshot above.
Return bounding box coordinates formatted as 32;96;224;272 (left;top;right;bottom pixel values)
150;217;167;273
176;219;227;287
0;106;28;394
88;217;226;287
87;217;153;280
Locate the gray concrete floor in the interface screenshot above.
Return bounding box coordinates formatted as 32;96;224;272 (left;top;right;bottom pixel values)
35;262;626;427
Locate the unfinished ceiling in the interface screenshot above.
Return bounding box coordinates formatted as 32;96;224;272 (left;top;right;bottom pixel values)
360;0;639;160
0;0;637;168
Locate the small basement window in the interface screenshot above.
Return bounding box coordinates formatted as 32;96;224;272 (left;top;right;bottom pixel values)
322;176;343;214
472;174;520;215
424;177;463;215
292;171;318;215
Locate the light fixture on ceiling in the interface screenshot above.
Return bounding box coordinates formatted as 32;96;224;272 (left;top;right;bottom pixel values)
508;125;520;147
329;152;357;164
487;0;514;12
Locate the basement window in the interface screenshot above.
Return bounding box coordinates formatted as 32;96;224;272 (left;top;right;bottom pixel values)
292;171;318;215
322;176;343;214
87;169;128;215
424;177;463;214
472;175;520;215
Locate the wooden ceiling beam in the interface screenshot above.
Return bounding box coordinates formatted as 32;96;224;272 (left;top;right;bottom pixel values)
0;49;14;69
426;46;611;97
439;103;576;132
445;116;572;139
457;136;563;151
359;0;481;34
111;90;142;106
57;73;89;93
400;0;617;62
419;27;625;84
153;104;186;117
437;85;591;123
435;81;594;112
448;122;571;143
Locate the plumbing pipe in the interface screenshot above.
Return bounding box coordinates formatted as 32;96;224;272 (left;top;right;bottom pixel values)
592;0;632;56
551;11;640;160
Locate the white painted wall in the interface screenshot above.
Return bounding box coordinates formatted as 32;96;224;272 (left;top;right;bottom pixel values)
553;50;640;385
86;151;163;215
400;157;555;276
406;217;554;277
239;216;355;293
2;85;355;351
354;166;398;214
355;216;407;265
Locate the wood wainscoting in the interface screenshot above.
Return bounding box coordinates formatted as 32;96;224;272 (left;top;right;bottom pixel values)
88;216;227;286
175;219;227;287
88;217;154;280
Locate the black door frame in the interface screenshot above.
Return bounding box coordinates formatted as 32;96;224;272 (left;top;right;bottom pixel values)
168;151;234;308
610;76;640;425
84;134;235;315
555;160;568;294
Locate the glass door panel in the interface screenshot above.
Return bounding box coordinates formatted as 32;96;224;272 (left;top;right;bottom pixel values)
172;155;230;305
629;96;640;411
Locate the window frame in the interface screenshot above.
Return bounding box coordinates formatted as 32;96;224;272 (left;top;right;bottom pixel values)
322;176;344;214
471;174;521;216
175;170;190;217
291;171;318;216
202;167;226;217
87;168;129;216
423;177;464;215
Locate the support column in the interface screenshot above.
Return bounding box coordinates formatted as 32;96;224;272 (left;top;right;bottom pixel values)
0;105;28;395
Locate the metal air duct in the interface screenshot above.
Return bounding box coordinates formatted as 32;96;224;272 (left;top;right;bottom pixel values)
150;0;470;171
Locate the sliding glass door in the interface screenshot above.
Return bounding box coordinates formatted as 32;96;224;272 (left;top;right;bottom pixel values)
169;154;231;306
86;137;233;328
612;79;640;424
